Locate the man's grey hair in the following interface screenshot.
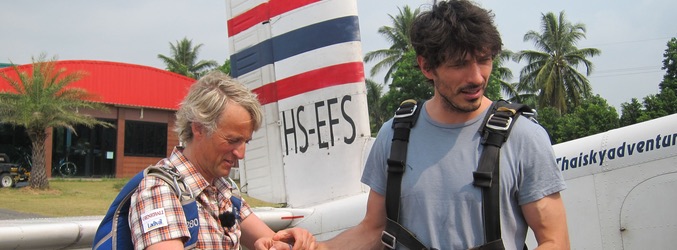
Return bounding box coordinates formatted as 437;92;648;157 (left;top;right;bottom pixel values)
174;71;263;143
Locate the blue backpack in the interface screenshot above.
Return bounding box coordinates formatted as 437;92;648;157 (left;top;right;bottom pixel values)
93;164;199;249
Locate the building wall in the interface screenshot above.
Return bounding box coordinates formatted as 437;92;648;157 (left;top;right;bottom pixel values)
1;105;179;179
167;114;179;155
0;60;194;179
116;109;179;178
117;107;179;178
48;106;180;178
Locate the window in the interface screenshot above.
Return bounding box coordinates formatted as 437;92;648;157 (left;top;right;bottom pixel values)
124;121;167;157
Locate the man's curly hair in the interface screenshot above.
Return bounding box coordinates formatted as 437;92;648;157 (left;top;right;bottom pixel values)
410;0;502;73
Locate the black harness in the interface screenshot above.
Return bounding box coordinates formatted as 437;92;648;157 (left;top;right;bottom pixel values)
381;100;534;250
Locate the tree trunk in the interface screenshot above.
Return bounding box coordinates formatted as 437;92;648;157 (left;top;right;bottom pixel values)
27;128;49;189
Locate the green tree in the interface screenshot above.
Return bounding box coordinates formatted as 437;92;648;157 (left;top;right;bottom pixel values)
642;37;677;118
640;89;677;120
494;51;539;108
488;50;524;102
619;37;677;125
0;55;112;189
365;79;387;135
533;106;562;144
554;95;619;143
364;6;419;84
485;55;504;102
158;37;218;79
380;50;433;116
506;81;540;109
217;59;231;75
660;37;677;91
619;98;643;126
515;11;601;114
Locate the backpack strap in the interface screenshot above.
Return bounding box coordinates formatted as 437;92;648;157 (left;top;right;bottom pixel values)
147;163;194;202
382;99;431;250
93;162;199;250
472;100;534;249
147;162;200;248
93;170;146;250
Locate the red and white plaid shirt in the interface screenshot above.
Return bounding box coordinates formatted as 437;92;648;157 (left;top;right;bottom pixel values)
129;147;253;249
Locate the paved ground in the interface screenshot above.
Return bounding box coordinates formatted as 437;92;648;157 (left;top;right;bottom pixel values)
0;208;46;220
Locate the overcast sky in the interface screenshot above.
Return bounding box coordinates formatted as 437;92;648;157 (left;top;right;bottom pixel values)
1;0;675;110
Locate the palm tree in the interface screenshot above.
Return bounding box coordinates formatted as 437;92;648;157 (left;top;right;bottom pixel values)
218;59;231;76
514;11;601;114
365;79;387;135
487;50;539;107
488;50;515;100
157;37;218;79
0;55;112;189
506;81;539;109
492;50;539;107
364;6;419;84
493;51;516;96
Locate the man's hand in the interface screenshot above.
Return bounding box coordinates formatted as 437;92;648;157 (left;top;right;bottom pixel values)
253;237;295;250
257;228;317;250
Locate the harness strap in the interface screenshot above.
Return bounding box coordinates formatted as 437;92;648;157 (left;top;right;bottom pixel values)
384;99;429;250
469;239;505;250
383;99;532;250
382;218;429;250
473;100;533;249
475;143;502;244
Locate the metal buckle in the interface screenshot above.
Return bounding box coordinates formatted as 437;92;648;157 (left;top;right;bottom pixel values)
394;104;417;119
160;160;194;200
485;114;512;131
381;231;397;249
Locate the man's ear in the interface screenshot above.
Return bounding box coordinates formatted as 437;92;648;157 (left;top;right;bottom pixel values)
417;55;434;79
191;122;205;138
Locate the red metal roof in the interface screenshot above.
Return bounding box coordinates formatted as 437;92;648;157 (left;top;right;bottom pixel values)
0;60;195;110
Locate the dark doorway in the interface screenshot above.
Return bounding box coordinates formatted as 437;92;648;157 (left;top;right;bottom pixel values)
0;124;31;168
52;119;117;177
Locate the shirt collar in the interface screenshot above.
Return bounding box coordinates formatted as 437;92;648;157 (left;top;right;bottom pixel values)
166;147;232;196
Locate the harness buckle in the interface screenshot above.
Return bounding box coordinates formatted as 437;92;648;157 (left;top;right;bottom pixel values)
381;230;397;249
394;100;418;119
485;114;512;131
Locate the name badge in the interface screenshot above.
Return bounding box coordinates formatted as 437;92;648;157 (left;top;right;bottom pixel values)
141;208;169;233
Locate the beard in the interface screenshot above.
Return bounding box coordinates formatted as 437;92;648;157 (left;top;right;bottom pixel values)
437;84;484;113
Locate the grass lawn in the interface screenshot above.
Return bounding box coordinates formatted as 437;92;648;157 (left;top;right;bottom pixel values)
0;178;278;217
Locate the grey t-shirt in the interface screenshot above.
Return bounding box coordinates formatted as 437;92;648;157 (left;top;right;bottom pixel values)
362;103;566;249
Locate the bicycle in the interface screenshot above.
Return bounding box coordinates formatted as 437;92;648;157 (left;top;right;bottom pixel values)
14;147;33;170
56;156;77;177
14;147;77;177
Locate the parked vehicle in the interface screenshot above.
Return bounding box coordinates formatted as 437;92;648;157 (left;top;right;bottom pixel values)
0;153;30;188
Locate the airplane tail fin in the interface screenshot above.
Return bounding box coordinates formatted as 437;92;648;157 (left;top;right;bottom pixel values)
226;0;372;208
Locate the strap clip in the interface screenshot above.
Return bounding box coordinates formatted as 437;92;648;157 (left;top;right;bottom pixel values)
381;230;397;249
485;114;512;131
394;100;418;119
